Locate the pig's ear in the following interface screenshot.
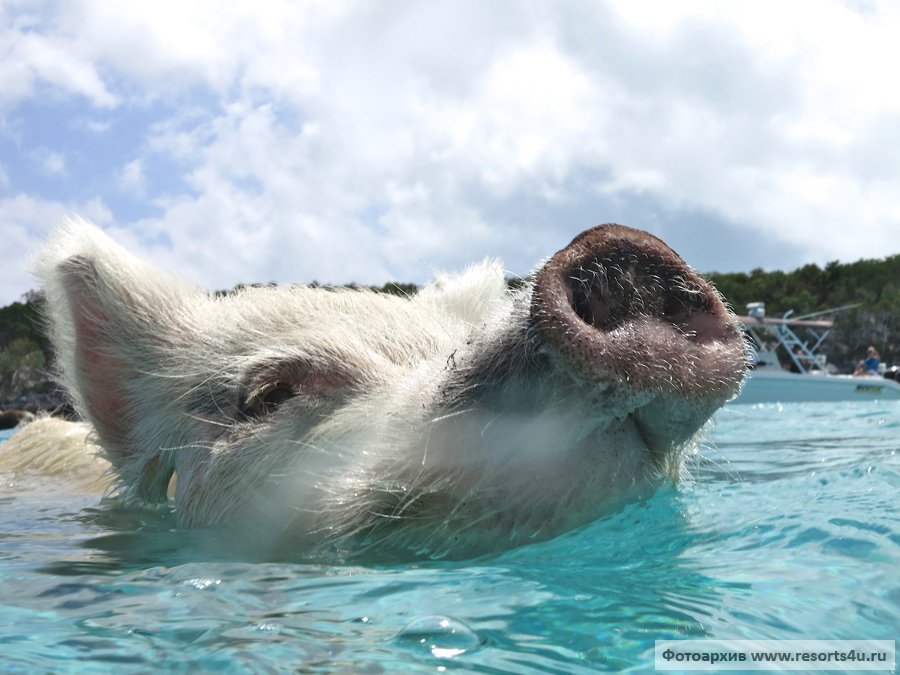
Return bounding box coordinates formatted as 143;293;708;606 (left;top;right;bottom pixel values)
416;259;509;325
35;218;197;499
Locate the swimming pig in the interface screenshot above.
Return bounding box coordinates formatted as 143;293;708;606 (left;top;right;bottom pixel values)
5;220;746;559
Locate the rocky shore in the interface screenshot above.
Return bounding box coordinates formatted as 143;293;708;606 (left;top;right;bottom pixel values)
0;364;74;429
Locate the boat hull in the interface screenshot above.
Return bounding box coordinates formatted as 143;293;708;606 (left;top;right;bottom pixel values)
729;370;900;404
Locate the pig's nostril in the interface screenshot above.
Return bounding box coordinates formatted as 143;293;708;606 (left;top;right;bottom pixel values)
567;253;648;331
567;252;715;339
572;288;612;329
569;260;616;330
660;283;722;342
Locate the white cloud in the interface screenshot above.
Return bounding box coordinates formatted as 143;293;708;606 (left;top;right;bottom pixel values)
591;0;900;257
118;159;145;196
0;5;117;109
2;0;900;307
32;147;66;176
80;118;111;134
0;193;112;303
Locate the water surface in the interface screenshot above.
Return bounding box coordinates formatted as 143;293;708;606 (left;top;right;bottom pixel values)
1;401;897;673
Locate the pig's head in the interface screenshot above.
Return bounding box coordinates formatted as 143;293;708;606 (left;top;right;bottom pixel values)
39;220;746;560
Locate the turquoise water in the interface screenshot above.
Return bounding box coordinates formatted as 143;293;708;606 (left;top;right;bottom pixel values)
1;401;898;673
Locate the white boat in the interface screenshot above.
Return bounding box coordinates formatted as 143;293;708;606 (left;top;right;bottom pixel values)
728;303;900;404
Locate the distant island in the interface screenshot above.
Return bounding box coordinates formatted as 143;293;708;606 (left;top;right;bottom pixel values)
1;254;898;421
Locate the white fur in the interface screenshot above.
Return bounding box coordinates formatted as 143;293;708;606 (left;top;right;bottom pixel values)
4;218;743;560
0;416;110;493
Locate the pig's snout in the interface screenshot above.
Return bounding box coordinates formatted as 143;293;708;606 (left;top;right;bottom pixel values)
532;224;746;398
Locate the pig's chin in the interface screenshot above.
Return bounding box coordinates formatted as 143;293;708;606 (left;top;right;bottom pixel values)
567;387;704;480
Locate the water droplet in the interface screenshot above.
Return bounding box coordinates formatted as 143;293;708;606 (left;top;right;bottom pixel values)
394;615;480;658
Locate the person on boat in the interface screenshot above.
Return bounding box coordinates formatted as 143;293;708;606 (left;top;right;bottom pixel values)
789;346;812;373
853;346;881;376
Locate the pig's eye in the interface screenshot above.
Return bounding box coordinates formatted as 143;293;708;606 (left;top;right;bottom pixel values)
240;382;296;420
239;354;358;421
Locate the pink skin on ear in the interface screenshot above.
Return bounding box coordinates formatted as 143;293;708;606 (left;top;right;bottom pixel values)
60;258;133;464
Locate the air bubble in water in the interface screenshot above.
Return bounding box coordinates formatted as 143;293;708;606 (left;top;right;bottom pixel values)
394;615;480;658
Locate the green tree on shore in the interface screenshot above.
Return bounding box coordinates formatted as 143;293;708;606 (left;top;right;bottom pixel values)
707;253;900;370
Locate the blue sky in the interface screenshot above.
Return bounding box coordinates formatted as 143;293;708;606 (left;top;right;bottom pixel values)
2;0;899;305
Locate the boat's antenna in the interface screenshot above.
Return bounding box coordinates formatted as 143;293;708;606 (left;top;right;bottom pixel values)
791;303;862;321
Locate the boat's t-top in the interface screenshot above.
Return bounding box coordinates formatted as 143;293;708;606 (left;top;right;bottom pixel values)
739;302;836;375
